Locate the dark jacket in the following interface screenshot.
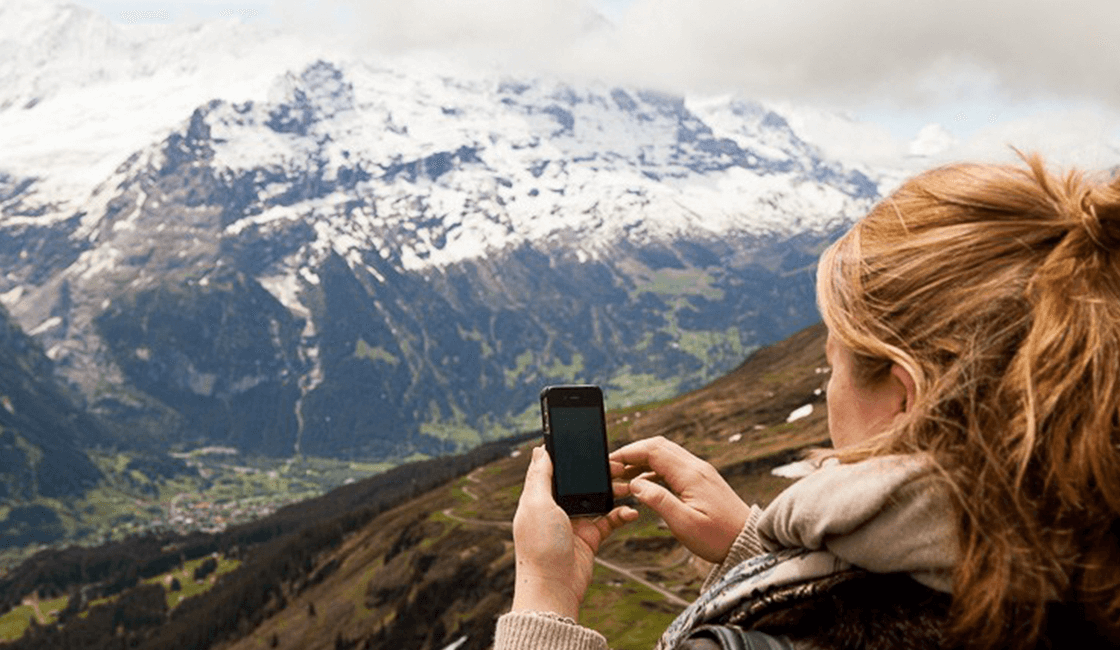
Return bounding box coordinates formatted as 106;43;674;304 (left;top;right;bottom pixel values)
686;569;1118;650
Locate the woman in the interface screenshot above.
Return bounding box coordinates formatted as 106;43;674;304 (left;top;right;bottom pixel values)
494;154;1120;649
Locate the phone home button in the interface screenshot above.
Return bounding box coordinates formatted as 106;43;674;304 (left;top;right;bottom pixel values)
580;499;591;509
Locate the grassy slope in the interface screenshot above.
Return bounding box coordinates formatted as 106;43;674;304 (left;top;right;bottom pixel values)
215;323;830;650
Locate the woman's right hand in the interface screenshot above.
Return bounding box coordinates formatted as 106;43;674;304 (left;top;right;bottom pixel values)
610;436;751;564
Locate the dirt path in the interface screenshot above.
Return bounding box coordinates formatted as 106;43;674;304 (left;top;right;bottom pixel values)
22;596;43;623
459;467;484;501
442;473;689;609
21;594;55;624
593;557;690;608
441;507;512;530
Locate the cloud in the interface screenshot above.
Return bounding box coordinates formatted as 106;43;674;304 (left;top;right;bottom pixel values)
262;0;1120;168
273;0;604;62
586;0;1120;109
276;0;1120;112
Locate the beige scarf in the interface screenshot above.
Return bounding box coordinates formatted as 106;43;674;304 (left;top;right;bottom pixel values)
756;454;958;593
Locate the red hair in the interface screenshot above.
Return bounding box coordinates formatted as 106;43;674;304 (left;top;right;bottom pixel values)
817;154;1120;648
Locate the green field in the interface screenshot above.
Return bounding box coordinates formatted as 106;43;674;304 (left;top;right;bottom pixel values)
142;555;243;610
0;595;68;641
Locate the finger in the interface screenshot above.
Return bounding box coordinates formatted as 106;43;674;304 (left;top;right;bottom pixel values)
609;459;632;478
613;505;641;525
596;506;640;538
629;477;695;531
572;506;639;551
618;439;712;495
612;464;658;482
611;436;695;474
611;435;682;462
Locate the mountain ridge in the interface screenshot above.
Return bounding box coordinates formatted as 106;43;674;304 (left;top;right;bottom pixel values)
2;49;871;459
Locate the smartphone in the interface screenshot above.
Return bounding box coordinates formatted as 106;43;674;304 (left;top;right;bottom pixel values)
540;384;614;517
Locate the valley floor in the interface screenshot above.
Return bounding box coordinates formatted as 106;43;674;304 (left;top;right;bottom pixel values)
0;451;401;573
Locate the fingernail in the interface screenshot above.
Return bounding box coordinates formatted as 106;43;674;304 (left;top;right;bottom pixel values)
630;479;645;496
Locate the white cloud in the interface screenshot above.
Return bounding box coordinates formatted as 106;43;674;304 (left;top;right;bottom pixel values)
270;0;1120;109
60;0;1120;168
616;0;1120;107
909;124;957;158
272;0;604;59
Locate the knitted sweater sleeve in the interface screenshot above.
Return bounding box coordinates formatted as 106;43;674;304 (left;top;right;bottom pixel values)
493;611;609;650
492;506;766;650
700;505;766;592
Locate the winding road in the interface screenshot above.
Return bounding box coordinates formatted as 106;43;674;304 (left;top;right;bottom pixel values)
442;468;690;609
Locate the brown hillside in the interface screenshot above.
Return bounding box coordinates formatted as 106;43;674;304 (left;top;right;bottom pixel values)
214;322;831;650
1;322;832;650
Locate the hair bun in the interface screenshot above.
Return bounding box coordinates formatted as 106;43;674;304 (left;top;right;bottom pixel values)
1076;186;1120;251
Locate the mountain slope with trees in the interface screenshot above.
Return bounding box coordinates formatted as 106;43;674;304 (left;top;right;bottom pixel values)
0;303;104;549
1;322;830;650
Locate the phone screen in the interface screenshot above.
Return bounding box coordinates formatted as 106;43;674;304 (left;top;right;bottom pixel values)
550;405;611;496
540;385;614;516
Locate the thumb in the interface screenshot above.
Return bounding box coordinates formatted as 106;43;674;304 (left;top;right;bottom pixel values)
520;447;554;505
630;478;690;527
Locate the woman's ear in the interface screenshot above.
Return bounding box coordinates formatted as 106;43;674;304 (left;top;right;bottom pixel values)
889;363;917;413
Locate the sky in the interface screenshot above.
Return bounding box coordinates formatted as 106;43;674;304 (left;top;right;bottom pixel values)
63;0;1120;170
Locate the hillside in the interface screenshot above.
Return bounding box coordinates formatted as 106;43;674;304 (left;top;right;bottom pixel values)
216;323;832;650
0;321;829;650
0;302;105;548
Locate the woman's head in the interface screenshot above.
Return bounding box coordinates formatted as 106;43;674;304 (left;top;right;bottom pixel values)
822;329;912;449
816;153;1120;647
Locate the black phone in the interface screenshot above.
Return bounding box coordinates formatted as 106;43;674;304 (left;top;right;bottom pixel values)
540;384;614;517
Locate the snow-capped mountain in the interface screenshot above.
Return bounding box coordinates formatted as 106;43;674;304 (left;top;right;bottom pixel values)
0;2;881;460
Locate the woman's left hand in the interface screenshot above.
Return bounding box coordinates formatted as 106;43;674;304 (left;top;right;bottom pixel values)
511;446;639;620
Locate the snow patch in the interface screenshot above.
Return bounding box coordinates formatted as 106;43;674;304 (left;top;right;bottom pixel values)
299;267;320;285
259;272;315;338
364;264;386;283
229;374;268;393
29;316;63;336
188;367;219;396
111;189;146;232
224;204;303;236
0;286;24;307
77;246;122;281
786;403;813;423
771;460;817;479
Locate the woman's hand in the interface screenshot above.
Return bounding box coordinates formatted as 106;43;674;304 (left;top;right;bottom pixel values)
611;436;751;564
511;446;639;619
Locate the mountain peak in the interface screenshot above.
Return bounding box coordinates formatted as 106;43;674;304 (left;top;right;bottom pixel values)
1;13;879;465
